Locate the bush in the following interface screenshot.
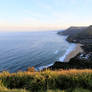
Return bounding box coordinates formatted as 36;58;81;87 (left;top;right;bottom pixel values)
0;69;92;92
27;67;35;72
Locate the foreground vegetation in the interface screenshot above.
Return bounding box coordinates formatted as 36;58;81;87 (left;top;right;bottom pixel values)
0;69;92;92
0;87;28;92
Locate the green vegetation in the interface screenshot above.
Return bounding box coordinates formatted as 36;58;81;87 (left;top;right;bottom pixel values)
0;69;92;92
0;87;29;92
46;88;91;92
0;79;29;92
49;59;92;70
66;25;92;44
76;25;92;39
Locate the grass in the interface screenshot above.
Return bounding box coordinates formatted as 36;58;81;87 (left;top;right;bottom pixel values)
0;88;91;92
46;88;92;92
0;88;28;92
0;79;29;92
0;85;29;92
0;69;92;92
72;88;91;92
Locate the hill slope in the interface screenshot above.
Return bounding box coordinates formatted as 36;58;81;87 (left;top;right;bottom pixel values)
58;26;86;36
66;25;92;44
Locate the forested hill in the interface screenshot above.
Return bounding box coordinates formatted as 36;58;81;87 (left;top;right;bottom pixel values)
58;25;92;44
58;26;86;36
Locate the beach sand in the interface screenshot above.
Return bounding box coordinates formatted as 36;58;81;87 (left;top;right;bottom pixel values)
64;44;83;62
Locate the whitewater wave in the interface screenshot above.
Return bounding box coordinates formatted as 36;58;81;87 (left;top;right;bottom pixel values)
36;44;76;71
54;50;59;54
35;63;54;71
59;44;76;62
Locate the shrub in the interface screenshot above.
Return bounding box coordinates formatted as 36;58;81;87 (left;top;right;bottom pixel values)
27;67;35;72
0;69;92;91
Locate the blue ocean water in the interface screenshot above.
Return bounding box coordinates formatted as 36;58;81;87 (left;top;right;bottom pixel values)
0;31;75;72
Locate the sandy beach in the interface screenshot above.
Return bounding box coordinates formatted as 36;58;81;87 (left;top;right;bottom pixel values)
64;44;83;62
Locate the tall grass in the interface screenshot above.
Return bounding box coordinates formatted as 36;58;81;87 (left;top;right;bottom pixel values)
0;69;92;92
46;88;91;92
0;87;29;92
0;79;29;92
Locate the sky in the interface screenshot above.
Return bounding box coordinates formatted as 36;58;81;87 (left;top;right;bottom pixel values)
0;0;92;31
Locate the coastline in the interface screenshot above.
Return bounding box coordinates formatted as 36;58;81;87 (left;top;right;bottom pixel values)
37;43;83;71
63;44;83;62
59;43;76;62
37;36;83;70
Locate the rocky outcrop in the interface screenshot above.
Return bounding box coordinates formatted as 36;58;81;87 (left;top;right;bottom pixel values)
49;52;92;70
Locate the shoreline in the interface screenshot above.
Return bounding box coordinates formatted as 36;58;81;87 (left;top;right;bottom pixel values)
37;38;83;71
59;43;76;62
37;44;83;71
63;44;83;62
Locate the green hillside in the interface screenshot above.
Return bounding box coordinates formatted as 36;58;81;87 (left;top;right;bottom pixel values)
66;25;92;44
76;25;92;39
58;26;86;36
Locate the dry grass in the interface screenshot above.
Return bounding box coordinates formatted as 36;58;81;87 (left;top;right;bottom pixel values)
0;69;92;92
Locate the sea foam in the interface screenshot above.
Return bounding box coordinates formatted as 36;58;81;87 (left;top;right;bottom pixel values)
59;44;76;62
36;44;76;70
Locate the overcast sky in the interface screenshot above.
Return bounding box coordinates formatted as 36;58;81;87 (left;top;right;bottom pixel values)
0;0;92;31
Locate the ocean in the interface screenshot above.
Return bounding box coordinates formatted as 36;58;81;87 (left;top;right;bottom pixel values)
0;31;76;72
